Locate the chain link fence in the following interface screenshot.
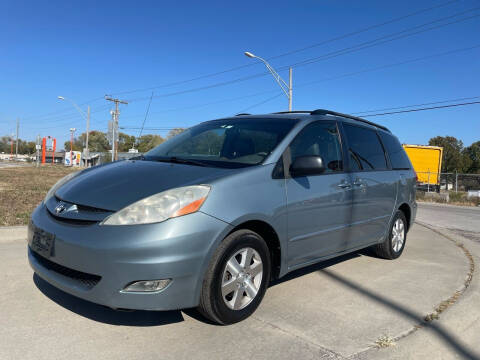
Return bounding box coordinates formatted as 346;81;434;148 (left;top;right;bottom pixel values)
416;171;480;205
415;171;480;193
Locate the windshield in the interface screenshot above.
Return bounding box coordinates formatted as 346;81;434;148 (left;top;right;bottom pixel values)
144;118;297;168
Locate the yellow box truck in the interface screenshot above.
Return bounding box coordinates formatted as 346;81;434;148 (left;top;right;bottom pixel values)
402;144;443;192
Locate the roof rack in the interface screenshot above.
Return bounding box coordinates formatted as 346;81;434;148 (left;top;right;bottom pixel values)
310;109;390;132
271;111;311;114
235;113;251;116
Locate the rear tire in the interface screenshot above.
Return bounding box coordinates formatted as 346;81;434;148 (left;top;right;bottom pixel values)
372;210;407;260
198;229;271;325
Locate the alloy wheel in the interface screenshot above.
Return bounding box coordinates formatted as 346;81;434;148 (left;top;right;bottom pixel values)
221;247;263;310
392;218;405;252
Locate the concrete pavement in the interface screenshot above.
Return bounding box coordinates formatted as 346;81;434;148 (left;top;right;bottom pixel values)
0;225;28;242
356;203;480;359
416;202;480;242
0;217;477;359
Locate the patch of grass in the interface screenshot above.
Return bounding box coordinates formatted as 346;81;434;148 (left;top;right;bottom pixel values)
416;190;479;206
0;165;79;226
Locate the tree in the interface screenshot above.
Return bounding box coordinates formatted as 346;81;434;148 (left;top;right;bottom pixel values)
63;139;82;152
136;134;164;153
0;136;13;153
64;131;109;152
0;137;37;155
118;132;136;152
428;136;471;173
166;128;186;140
464;141;480;174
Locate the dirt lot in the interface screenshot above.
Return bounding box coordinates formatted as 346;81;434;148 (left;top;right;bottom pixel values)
0;165;78;226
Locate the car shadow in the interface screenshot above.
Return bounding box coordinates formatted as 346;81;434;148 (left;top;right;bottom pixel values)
320;269;479;359
270;249;369;287
33;274;185;326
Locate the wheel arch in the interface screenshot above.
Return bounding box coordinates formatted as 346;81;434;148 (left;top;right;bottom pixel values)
398;202;411;230
227;220;282;280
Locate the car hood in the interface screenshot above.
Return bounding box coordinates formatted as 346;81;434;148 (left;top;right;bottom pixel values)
55;160;236;211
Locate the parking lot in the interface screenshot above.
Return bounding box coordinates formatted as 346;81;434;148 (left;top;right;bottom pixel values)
0;203;478;359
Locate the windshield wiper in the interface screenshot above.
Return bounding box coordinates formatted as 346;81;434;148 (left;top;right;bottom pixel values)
155;156;209;167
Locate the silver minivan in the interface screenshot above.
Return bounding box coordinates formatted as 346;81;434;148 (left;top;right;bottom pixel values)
28;109;416;324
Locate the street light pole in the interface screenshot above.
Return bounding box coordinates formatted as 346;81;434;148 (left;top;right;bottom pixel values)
244;51;292;111
69;128;76;167
15;118;19;160
58;96;89;166
85;106;90;166
288;67;292;112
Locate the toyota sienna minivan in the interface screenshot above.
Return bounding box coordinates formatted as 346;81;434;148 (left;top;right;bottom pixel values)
28;109;416;324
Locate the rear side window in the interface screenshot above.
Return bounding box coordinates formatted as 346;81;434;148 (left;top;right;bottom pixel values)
379;132;411;170
289;121;343;173
343;124;387;171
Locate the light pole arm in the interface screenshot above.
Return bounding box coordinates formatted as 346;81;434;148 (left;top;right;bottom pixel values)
64;98;88;120
254;56;290;99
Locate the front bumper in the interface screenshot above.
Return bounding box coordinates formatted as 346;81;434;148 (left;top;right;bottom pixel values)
28;204;232;311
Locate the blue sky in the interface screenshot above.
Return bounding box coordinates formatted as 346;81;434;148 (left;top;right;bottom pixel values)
1;0;479;149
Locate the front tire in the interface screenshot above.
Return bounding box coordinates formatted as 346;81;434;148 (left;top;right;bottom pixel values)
198;229;271;325
373;210;407;259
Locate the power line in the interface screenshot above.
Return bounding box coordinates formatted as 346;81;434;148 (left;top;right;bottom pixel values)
16;4;478;126
236;93;284;114
125;99;480;131
21;96;105;122
362;101;480;117
288;8;480;69
122;8;480;105
20;42;480;132
352;96;480;115
232;45;480;113
120;90;279;122
110;0;459;96
295;44;480;88
63;43;480;128
120;127;177;130
137;92;154;139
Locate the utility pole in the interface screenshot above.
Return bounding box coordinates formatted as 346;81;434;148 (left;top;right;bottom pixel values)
36;135;41;167
288;67;293;112
85;105;90;167
15;118;19;160
10;134;13;160
69;128;76;167
105;96;128;161
109;110;115;162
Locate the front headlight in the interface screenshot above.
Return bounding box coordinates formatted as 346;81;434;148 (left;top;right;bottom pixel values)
44;171;80;203
101;185;211;226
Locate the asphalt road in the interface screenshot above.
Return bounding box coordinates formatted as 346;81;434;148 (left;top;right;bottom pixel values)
416;202;480;243
0;219;476;359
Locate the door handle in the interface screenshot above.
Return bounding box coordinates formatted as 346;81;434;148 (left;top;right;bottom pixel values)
337;182;352;189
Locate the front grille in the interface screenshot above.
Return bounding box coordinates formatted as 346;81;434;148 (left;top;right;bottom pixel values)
46;209;98;225
55;196;112;213
30;248;101;290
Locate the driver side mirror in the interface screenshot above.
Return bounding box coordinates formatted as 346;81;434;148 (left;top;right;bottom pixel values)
289;155;326;177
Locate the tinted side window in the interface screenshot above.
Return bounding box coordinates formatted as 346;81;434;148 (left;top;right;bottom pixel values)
343;124;387;171
379;132;411;170
289;121;343;173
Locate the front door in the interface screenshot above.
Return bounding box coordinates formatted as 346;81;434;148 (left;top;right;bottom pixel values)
286;121;353;268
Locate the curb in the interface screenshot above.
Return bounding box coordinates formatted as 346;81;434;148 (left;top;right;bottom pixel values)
0;225;28;242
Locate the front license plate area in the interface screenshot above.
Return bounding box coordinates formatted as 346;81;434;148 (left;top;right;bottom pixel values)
31;228;55;258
